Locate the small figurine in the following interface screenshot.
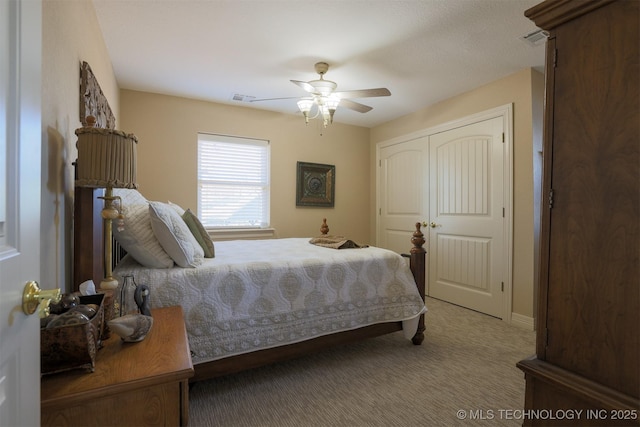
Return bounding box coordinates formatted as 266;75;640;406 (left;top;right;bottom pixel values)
108;314;153;342
134;284;151;316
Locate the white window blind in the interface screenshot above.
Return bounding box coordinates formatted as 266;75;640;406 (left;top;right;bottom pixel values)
197;133;270;228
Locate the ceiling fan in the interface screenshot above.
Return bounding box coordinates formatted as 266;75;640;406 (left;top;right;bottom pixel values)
250;62;391;127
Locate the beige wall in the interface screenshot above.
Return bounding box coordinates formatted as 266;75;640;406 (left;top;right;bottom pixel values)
42;0;120;293
370;68;544;321
39;0;543;320
119;90;371;243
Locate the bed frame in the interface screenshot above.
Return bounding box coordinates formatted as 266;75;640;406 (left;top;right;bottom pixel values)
73;186;426;382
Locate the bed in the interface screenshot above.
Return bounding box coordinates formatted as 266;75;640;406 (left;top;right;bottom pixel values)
73;186;427;382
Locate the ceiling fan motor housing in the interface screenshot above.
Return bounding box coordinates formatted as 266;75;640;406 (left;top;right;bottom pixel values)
314;62;330;76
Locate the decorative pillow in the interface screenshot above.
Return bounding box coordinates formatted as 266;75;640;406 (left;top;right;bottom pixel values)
182;209;215;258
112;203;174;268
113;188;148;207
168;200;185;216
148;201;204;268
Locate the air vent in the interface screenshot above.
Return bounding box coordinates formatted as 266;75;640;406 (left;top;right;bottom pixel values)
520;29;549;46
231;94;255;102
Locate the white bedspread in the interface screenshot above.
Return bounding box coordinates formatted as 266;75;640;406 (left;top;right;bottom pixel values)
114;238;426;364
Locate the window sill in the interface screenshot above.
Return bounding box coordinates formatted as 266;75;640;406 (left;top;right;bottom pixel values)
207;227;276;241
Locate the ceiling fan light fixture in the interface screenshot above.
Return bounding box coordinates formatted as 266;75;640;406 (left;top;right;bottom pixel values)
250;62;390;129
325;95;340;124
320;105;331;127
297;98;314;124
297;98;314;113
325;95;340;111
326;111;333;126
310;79;337;97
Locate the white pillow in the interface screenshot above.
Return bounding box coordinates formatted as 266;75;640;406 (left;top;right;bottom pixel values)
112;203;174;268
113;188;148;207
167;200;185;216
148;201;204;268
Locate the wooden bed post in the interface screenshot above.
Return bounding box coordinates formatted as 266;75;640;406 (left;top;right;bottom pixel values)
320;218;329;235
409;222;426;345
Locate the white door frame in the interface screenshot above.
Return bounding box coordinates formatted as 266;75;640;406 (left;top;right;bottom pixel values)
376;104;513;323
0;0;42;425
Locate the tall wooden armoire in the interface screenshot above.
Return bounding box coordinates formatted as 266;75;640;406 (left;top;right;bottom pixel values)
517;0;639;426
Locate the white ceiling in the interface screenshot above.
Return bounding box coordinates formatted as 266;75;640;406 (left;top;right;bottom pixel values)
92;0;546;128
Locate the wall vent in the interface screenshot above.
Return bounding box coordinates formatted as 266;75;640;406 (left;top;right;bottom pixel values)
232;94;255;102
520;29;549;46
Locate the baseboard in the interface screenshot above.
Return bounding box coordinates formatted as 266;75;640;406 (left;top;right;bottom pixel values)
510;312;535;330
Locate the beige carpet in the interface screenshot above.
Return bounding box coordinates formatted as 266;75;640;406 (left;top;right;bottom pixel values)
189;297;536;427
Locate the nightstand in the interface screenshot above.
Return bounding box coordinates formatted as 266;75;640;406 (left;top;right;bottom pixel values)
41;306;194;426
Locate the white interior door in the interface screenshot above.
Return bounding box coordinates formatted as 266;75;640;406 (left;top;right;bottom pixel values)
378;137;428;255
0;0;42;425
428;117;505;318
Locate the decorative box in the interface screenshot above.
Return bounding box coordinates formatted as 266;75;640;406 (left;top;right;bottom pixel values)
40;293;105;375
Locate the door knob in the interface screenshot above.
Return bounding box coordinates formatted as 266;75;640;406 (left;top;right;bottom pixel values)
22;281;61;318
421;221;440;228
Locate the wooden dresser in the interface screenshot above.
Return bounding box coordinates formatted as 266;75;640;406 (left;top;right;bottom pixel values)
41;306;194;426
517;0;639;426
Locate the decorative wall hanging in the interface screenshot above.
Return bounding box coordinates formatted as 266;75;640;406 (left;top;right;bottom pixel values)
296;162;335;207
79;61;116;129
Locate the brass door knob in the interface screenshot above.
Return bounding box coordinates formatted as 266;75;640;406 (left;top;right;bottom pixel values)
22;281;61;318
421;221;440;229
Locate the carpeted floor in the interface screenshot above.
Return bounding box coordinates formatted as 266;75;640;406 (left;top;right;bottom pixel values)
189;297;536;427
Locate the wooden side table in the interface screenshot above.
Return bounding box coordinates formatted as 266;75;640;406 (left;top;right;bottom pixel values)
41;306;194;426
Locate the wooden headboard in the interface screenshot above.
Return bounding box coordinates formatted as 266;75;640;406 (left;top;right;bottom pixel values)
74;60;116;291
73;186;105;292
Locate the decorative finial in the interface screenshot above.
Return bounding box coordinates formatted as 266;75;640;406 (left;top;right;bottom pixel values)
320;218;329;235
410;222;426;253
86;115;96;127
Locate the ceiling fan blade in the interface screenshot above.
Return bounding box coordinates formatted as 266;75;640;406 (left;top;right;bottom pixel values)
249;97;299;102
290;80;315;93
340;99;373;113
334;88;391;99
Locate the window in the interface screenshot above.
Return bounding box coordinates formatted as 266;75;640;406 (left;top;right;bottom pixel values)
197;133;270;228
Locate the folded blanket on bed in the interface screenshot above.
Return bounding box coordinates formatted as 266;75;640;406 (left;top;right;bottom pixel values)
309;235;369;249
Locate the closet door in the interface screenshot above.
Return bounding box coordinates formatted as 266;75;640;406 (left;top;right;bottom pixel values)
428;117;505;318
378;138;429;255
